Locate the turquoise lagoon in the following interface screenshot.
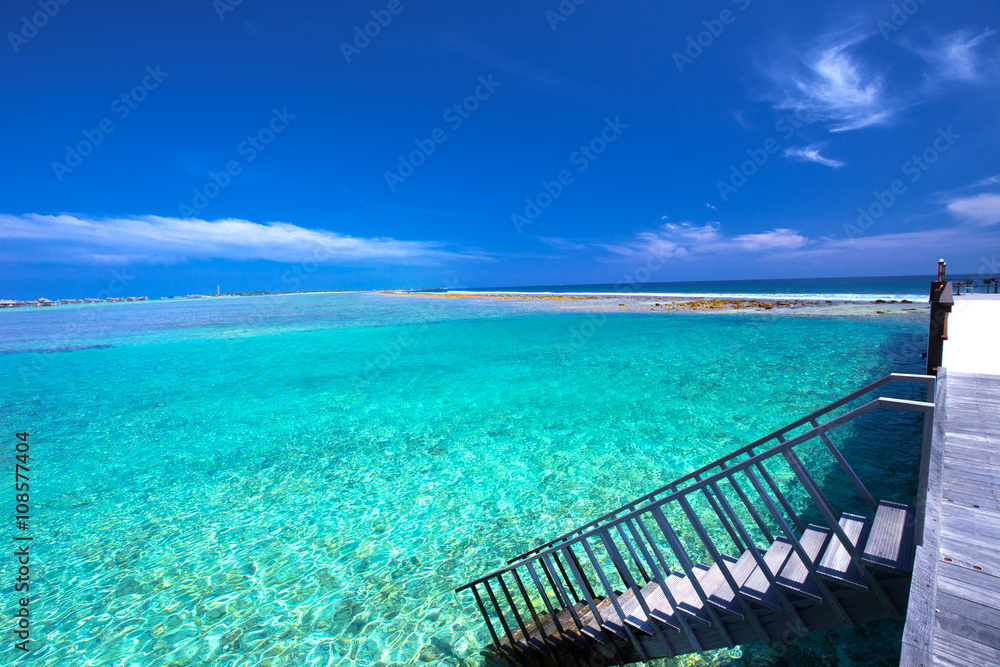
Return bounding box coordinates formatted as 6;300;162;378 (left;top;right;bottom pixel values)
0;293;929;666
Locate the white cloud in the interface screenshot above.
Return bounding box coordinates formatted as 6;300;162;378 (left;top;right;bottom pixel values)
596;222;808;259
768;38;892;132
914;28;996;83
777;226;1000;269
0;213;486;265
783;144;846;168
946;193;1000;227
731;228;809;252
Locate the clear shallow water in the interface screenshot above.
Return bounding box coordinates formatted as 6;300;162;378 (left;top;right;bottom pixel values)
0;293;928;666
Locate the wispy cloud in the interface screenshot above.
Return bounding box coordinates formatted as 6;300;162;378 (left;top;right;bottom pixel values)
538;236;586;252
946;193;1000;227
587;213;1000;270
766;37;892;132
783;144;846;168
437;32;599;98
0;213;486;265
913;27;996;83
974;174;1000;188
595;222;808;259
763;24;997;135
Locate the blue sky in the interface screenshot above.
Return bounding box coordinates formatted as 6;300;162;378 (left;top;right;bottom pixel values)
2;0;999;298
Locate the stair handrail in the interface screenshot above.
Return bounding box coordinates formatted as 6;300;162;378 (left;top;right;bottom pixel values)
457;394;934;594
504;373;934;564
459;394;934;661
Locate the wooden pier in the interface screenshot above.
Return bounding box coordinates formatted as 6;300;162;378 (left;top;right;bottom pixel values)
902;289;1000;666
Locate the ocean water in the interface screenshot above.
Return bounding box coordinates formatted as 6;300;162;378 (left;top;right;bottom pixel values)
0;293;930;666
435;274;956;302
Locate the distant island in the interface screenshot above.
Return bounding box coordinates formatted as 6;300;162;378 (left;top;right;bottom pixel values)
0;289;360;309
0;296;150;308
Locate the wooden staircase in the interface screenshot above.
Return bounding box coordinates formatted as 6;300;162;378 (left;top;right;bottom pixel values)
456;374;936;665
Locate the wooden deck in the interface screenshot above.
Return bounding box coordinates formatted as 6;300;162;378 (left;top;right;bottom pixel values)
902;370;1000;666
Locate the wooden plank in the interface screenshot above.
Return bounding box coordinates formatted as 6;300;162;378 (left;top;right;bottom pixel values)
579;596;621;641
707;549;761;615
901;367;948;663
937;541;1000;579
940;489;1000;510
942;440;999;458
636;579;681;631
941;522;1000;558
740;538;791;610
614;585;656;636
941;481;1000;504
938;488;1000;512
818;513;869;588
670;564;713;623
775;524;830;601
937;562;1000;612
509;600;593;653
941;463;1000;484
939;504;1000;542
680;554;742;617
934;628;1000;667
935;604;1000;651
942;460;1000;479
936;591;1000;639
862;501;915;574
917;370;1000;665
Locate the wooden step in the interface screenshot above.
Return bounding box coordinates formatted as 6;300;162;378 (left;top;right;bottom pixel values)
739;539;793;610
817;513;870;589
862;500;916;574
775;524;831;601
579;596;623;642
614;584;657;636
681;554;744;617
631;578;683;631
671;563;714;623
708;548;767;615
508;600;593;654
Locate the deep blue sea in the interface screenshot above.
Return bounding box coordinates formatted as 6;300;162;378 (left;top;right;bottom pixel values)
434;274;956;302
0;287;931;666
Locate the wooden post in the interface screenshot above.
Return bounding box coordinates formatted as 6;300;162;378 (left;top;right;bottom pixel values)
926;260;953;375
